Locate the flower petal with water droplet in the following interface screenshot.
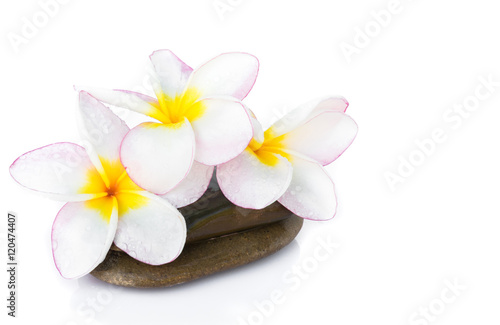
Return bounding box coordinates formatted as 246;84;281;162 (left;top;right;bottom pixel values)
120;119;195;194
217;148;292;209
190;98;253;165
266;97;349;138
187;52;259;100
113;192;186;265
51;198;118;279
280;111;358;166
161;161;214;208
10;143;104;202
278;157;337;221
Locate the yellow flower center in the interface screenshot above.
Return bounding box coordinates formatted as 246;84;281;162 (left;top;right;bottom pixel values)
247;130;292;167
150;88;206;124
79;158;148;222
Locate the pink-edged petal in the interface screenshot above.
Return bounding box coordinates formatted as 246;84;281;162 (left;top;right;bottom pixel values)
84;87;164;120
281;111;358;166
187;53;259;100
10;143;104;201
149;49;193;98
247;108;265;149
217;148;293;209
266;97;349;138
278;157;337;221
51;198;118;279
114;191;186;265
120;120;195;194
77;91;130;176
190;98;253;165
161;161;214;208
315;97;349;113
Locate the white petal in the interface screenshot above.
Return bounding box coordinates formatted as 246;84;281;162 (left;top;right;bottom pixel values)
149;49;193;98
84;87;164;120
10;143;104;201
120;120;195;194
217;148;293;209
247;109;265;149
190;98;253;165
266;97;349;138
187;52;259;100
51;198;118;279
278;157;337;221
161;161;214;208
78;91;130;177
281;111;358;166
114;191;187;265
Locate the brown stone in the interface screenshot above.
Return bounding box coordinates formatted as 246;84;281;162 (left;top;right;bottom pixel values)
91;215;303;288
91;173;304;288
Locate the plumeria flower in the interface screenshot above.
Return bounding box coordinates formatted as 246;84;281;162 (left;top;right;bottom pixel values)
216;97;358;221
9;92;187;279
86;50;258;195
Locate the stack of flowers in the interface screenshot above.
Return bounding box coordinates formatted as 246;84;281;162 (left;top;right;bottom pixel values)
10;50;358;279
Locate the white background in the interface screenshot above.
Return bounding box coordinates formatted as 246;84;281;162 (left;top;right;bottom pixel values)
1;0;500;324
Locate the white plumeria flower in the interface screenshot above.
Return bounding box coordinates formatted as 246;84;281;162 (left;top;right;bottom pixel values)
9;92;187;279
216;97;358;221
86;50;258;195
